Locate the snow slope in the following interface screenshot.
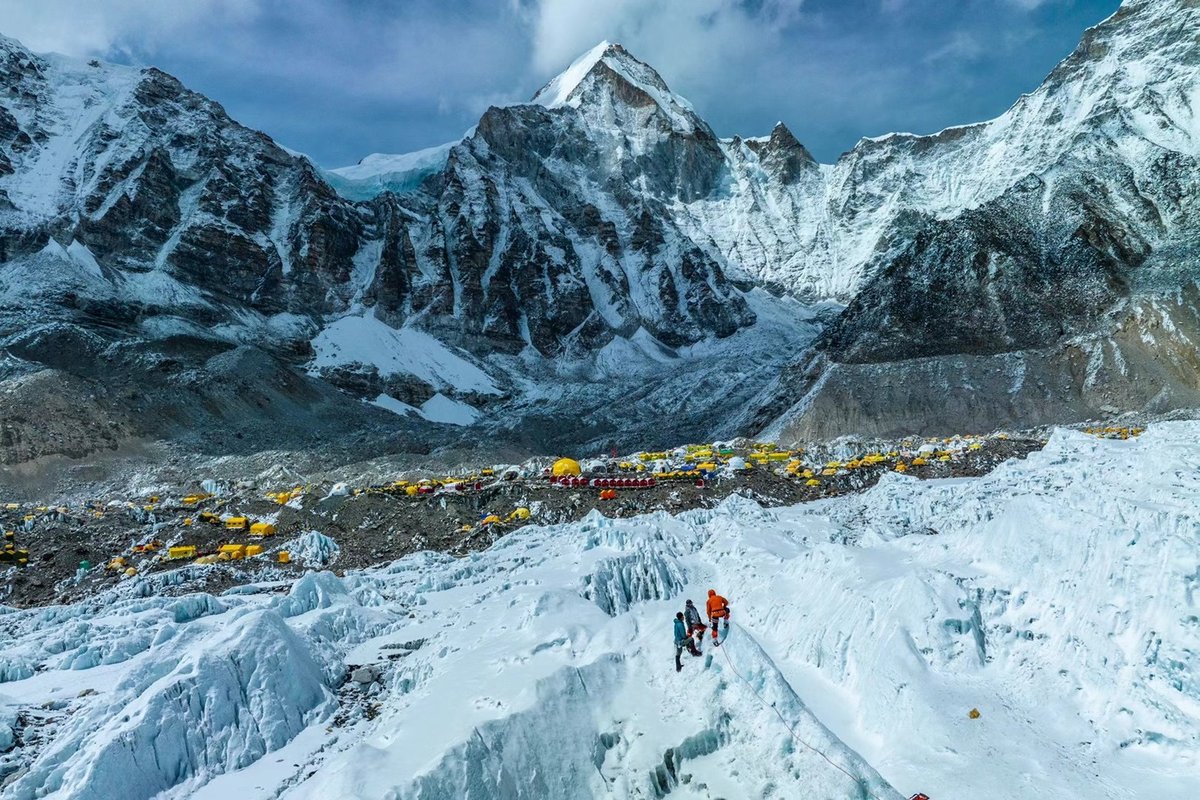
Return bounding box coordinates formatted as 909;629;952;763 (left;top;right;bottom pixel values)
2;425;1198;799
310;311;500;395
324;142;458;200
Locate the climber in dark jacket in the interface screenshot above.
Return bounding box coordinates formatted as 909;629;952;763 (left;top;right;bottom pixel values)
684;599;706;652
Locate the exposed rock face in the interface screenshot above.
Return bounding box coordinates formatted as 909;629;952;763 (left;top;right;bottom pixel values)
1;0;1200;461
394;42;761;354
0;37;780;460
759;0;1200;439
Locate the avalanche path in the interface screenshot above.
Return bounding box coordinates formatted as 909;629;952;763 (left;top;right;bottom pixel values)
1;424;1198;798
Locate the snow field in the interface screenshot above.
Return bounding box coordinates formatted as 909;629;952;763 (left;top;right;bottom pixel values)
310;310;500;398
0;423;1198;798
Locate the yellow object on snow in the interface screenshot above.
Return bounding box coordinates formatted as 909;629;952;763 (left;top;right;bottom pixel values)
805;479;820;487
278;551;291;564
123;567;138;578
167;545;197;560
480;514;502;526
249;522;276;538
508;507;531;521
224;516;250;530
245;544;264;557
969;708;981;720
551;458;582;477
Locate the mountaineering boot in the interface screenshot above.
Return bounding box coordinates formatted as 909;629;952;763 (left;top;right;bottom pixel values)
676;662;683;673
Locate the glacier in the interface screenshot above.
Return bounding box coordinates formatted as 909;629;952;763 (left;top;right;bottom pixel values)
1;423;1198;798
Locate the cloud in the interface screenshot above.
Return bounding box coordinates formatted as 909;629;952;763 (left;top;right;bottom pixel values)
0;0;1120;168
0;0;261;57
923;32;985;64
518;0;808;92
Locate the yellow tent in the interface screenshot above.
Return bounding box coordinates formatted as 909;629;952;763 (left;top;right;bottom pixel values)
552;458;582;477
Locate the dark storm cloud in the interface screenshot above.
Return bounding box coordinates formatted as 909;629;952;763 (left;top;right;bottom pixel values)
0;0;1122;166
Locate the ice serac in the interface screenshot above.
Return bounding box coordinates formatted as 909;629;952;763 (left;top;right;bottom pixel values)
5;424;1198;799
5;609;334;800
760;0;1200;439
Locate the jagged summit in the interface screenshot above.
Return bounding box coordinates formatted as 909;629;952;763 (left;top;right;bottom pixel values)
530;41;703;133
531;42;672;106
1;0;1199;460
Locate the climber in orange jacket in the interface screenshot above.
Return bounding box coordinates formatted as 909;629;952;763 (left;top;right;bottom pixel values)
705;588;730;645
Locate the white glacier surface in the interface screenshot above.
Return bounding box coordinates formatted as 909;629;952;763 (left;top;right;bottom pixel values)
1;423;1198;798
325;142;458;200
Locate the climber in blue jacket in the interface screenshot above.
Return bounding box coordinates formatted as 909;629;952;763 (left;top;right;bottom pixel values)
674;611;700;671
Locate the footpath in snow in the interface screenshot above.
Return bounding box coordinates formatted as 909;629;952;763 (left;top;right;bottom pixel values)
1;424;1198;799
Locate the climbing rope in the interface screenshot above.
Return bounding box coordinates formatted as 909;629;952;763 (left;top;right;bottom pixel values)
715;622;890;800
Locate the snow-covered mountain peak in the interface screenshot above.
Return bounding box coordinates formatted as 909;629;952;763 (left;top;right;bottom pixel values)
531;41;704;134
747;121;820;177
1023;0;1199;131
530;40;618;107
0;32;33;60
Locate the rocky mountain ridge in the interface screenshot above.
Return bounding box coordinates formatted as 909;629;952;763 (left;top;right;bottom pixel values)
0;0;1198;467
759;0;1200;438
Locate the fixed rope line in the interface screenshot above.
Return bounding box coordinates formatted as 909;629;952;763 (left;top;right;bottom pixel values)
716;622;889;800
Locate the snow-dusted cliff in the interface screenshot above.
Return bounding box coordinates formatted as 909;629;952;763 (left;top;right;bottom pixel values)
1;0;1199;457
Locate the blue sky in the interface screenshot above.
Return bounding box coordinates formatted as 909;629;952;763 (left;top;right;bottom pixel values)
0;0;1121;166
